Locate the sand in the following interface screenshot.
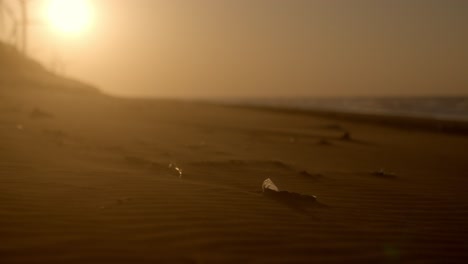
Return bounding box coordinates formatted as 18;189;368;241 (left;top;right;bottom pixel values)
1;85;468;263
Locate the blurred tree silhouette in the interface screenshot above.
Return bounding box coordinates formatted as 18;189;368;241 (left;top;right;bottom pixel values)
18;0;27;54
1;0;71;76
0;0;19;49
0;0;30;54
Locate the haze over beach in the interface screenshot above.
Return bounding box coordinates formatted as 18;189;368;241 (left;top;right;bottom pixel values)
17;0;468;98
1;0;468;263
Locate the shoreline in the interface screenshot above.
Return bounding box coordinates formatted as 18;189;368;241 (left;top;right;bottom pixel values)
219;102;468;135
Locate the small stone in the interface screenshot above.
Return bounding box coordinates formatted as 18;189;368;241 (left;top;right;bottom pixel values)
341;132;351;141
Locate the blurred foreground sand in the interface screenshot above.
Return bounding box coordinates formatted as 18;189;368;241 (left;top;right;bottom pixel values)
1;85;468;263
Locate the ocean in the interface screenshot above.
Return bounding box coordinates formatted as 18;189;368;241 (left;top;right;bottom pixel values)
231;96;468;122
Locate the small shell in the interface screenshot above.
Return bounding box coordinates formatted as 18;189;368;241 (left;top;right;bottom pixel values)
262;178;279;192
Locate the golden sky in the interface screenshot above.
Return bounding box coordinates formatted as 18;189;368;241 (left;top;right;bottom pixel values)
22;0;468;98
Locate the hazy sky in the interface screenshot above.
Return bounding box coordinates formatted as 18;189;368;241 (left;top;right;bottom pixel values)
26;0;468;98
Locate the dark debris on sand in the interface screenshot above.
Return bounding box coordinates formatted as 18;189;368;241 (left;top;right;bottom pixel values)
298;170;322;179
340;131;352;141
371;169;397;179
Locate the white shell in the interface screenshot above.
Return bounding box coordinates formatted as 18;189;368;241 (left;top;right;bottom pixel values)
262;178;279;192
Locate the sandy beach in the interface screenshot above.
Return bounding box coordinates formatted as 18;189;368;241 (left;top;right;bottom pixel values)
1;78;467;263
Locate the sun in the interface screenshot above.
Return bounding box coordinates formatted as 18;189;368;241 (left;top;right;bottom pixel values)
46;0;93;35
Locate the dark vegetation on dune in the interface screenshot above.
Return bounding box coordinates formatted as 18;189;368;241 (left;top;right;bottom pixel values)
0;42;99;94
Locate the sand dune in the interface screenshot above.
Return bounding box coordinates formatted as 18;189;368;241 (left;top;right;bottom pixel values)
1;84;468;263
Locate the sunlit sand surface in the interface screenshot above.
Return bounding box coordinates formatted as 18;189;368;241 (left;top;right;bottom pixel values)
1;81;468;263
1;43;468;263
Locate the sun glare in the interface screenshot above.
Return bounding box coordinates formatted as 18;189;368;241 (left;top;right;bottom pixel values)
46;0;93;35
